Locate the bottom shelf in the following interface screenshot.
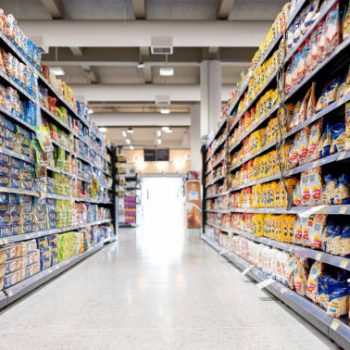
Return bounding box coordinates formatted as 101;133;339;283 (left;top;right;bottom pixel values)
201;234;350;350
3;242;105;307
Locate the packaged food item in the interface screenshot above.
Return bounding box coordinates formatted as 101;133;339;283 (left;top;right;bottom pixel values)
323;174;337;205
306;82;316;118
306;261;323;302
299;127;310;164
324;2;340;56
302;216;313;247
293;183;302;207
316;78;340;112
346;102;350;150
334;174;350;204
307;119;322;162
340;225;350;256
330;123;346;153
301;170;311;205
344;0;350;40
327;277;349;318
294;216;303;245
319;124;333;158
309;167;323;205
310;214;327;250
294;257;309;296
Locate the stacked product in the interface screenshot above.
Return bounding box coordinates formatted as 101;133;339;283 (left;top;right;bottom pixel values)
0;9;116;302
202;0;350;345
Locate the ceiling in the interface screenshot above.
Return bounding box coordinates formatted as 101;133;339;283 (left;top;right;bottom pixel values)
0;0;287;148
105;127;189;148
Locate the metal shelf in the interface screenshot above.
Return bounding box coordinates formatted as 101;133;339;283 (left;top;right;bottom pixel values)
205;174;226;188
206;191;229;199
201;233;350;349
0;187;38;197
0;147;35;165
4;242;104;306
51;140;75;156
206;119;227;150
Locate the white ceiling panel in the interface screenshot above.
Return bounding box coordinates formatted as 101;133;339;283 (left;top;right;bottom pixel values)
0;0;51;20
96;66;145;84
146;0;218;20
229;0;286;20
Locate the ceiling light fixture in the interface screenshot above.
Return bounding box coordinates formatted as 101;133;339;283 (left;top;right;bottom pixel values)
51;67;65;76
157;138;162;145
126;138;131;145
162;126;173;133
127;127;134;134
159;67;174;76
122;130;127;137
137;61;145;69
99;127;108;133
156;130;161;137
160;108;170;114
130;145;134;150
87;108;94;114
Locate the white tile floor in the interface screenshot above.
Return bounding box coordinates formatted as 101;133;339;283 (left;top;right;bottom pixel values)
0;223;340;349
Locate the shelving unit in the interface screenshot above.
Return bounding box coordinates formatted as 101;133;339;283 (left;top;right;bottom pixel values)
0;17;117;309
202;1;350;348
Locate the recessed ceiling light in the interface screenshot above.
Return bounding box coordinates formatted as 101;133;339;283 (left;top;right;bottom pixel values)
157;138;162;145
126;138;131;145
127;127;134;134
137;61;145;69
51;67;65;76
162;126;172;133
88;108;94;114
159;67;174;76
130;145;134;150
160;108;170;114
122;130;127;137
156;130;161;137
99;127;107;133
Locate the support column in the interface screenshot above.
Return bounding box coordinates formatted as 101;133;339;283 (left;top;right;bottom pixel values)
208;60;221;131
200;60;222;138
190;103;201;171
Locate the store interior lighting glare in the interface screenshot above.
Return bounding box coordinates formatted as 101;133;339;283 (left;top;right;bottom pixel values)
160;108;171;114
162;126;173;133
98;127;108;133
88;108;94;114
51;67;65;76
122;130;127;137
127;127;134;134
156;130;161;137
157;138;162;145
159;67;174;76
126;138;131;145
129;145;134;150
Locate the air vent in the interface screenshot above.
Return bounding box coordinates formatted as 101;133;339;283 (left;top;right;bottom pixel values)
151;36;173;55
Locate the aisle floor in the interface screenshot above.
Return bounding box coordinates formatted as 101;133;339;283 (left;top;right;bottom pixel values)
0;222;340;349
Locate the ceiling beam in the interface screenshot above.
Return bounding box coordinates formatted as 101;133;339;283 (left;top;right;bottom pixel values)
71;84;233;102
91;113;190;127
19;20;270;48
41;0;64;19
132;0;146;19
218;0;235;20
43;60;250;67
81;64;98;84
143;64;152;84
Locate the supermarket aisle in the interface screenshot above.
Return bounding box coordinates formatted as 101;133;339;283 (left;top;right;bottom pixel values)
0;227;339;349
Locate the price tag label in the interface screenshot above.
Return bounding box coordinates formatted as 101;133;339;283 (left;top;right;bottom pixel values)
338;152;348;161
330;320;340;331
219;249;228;255
242;265;253;276
257;278;274;290
340;260;349;269
339;206;348;214
280;286;288;294
315;253;322;261
7;289;13;297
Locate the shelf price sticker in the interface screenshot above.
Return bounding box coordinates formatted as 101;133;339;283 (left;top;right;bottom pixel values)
280;286;289;294
330;320;340;331
242;265;253;276
7;289;13;297
315;253;323;262
337;152;348;161
219;249;229;255
339;206;348;214
340;260;349;269
257;278;274;290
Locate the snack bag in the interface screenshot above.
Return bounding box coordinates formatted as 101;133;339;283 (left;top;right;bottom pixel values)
309;167;323;205
307;119;322;162
330;123;346;153
344;0;350;40
317;20;326;63
324;2;340;56
306;261;323;302
302;216;313;247
323;174;337;205
318;275;330;308
294;257;309;296
288;133;301;168
298;126;310;164
316;78;340;112
293;183;302;207
319;124;333;158
327;278;349;317
287;255;297;289
310;214;327;250
293;216;303;245
346;102;350;150
300;170;311;205
340;225;350;256
334;174;350;204
306;82;316;119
